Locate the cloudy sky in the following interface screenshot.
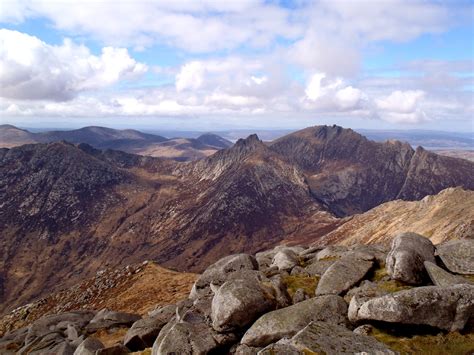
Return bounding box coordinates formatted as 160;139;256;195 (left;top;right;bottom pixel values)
0;0;473;131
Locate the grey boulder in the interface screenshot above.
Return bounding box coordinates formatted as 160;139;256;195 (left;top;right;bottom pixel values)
350;284;474;331
241;295;348;347
315;253;374;296
288;321;395;354
386;232;435;284
190;253;258;300
436;239;474;275
74;337;104;355
124;305;175;351
86;309;140;333
424;261;472;287
271;249;298;271
211;277;276;332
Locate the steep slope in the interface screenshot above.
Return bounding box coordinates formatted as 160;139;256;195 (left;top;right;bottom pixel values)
270;125;474;216
316;187;474;246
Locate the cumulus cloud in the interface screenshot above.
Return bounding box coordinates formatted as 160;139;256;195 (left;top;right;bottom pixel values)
304;73;364;111
0;29;147;101
375;90;427;123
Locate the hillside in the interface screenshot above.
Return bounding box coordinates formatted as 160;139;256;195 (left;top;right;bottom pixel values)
315;187;474;247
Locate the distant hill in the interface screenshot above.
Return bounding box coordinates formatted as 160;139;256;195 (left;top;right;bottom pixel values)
0;125;232;161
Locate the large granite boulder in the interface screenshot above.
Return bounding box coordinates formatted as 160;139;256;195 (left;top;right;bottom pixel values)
436;239;474;275
211;277;276;332
349;284;474;331
74;337;104;355
271;249;298;271
86;309;140;333
241;295;348;347
288;321;395;354
315;253;374;296
190;253;258;300
424;261;472;287
386;232;435;284
152;321;220;355
124;305;175;351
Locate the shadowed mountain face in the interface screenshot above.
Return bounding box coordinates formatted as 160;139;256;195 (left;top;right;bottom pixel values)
0;125;472;314
270;125;474;216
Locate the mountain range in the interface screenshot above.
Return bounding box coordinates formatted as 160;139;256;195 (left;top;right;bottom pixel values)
0;124;473;315
0;125;232;161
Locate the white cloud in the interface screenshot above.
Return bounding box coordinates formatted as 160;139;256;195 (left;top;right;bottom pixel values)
375;90;427;123
0;29;147;101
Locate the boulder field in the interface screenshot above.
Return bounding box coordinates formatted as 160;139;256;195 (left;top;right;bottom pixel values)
1;233;473;354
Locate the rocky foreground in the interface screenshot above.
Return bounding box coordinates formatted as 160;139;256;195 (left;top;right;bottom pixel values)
1;234;473;354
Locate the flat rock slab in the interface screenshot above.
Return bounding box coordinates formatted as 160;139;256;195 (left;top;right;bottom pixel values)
424;261;472;287
315;254;374;295
289;321;396;354
386;232;435;284
351;284;474;331
241;295;347;347
436;239;474;275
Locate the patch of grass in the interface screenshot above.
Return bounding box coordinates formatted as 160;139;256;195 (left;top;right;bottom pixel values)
369;266;412;293
283;275;320;298
369;326;474;355
462;274;474;283
131;349;152;355
317;256;340;262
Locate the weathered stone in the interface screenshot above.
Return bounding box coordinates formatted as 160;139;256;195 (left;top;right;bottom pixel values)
436;239;474;275
86;309;140;333
241;295;348;347
386;232;435;284
232;344;261;355
124;306;175;351
353;324;374;336
152;321;220;355
350;284;474;331
288;321;395;354
290;266;309;276
190;253;258;300
315;254;374;295
257;342;301;355
424;261;472;287
73;337;104;355
304;259;336;276
95;344;129;355
211;277;276;332
271;249;298;271
316;245;350;260
292;288;308;304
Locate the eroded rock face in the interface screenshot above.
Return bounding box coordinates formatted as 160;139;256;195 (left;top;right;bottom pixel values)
350;284;474;331
288;321;395;354
211;278;276;332
190;254;258;300
241;295;348;347
386;232;435;284
315;253;374;295
436;239;474;275
424;261;472;287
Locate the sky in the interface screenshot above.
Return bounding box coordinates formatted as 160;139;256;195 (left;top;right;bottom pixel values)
0;0;473;131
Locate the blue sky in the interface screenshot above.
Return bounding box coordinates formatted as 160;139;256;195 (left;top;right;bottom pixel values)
0;0;473;131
